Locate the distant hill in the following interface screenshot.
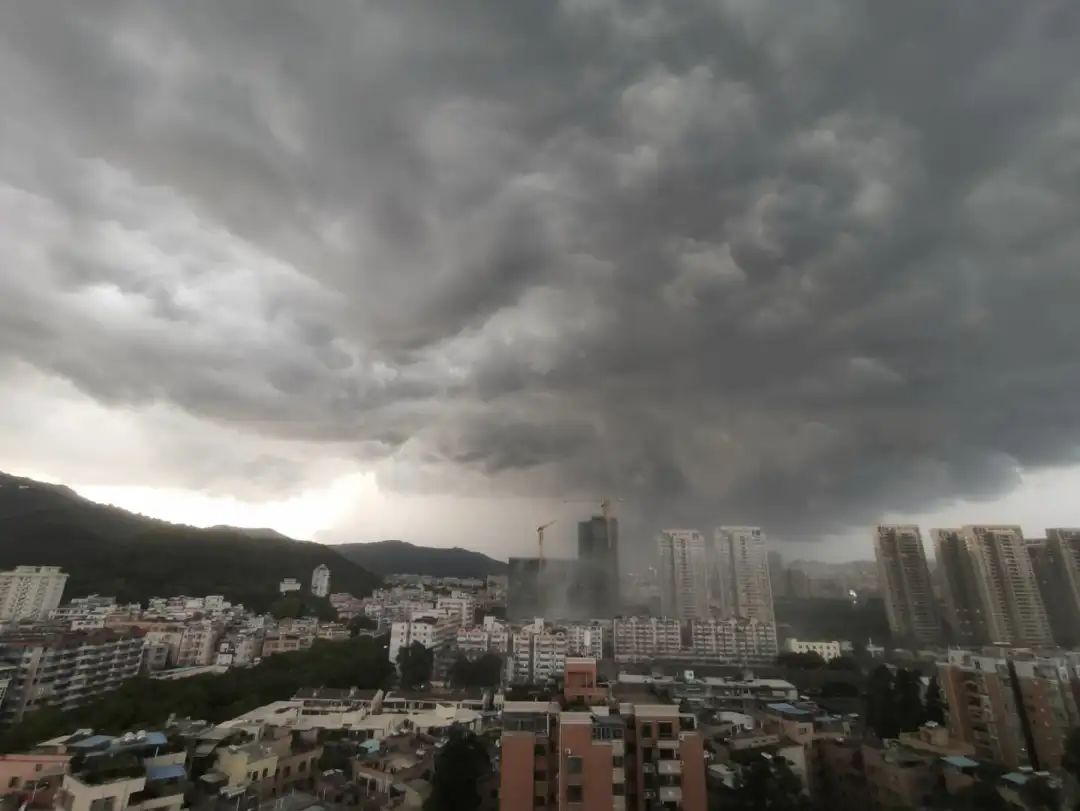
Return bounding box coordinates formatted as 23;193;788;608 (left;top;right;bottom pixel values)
336;540;507;578
0;472;380;610
209;525;294;542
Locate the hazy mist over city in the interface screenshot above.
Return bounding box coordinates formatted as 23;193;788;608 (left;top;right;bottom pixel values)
3;2;1080;562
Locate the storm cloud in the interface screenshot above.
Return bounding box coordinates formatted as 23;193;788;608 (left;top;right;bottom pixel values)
2;0;1080;547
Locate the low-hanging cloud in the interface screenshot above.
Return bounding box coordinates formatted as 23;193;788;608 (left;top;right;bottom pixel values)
2;0;1080;545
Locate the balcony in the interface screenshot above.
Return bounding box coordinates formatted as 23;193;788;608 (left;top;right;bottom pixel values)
658;761;682;776
659;786;682;803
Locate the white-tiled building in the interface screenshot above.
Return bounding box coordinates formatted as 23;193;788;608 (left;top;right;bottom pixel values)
311;565;331;598
0;565;68;622
389;616;458;664
612;616;683;662
509;624;568;683
436;591;477;626
690;618;778;661
782;638;842;661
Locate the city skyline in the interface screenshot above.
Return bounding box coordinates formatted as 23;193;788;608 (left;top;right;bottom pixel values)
4;2;1080;564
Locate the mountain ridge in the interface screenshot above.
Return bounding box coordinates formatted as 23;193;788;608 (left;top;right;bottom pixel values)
0;471;381;609
336;539;507;578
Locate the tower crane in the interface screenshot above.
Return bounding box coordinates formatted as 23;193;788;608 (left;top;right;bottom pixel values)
536;520;556;562
563;496;623;520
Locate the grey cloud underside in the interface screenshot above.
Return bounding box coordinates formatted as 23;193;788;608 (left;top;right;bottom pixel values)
2;0;1080;539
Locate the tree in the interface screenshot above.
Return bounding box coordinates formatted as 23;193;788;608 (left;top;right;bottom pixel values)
448;654;502;688
1063;728;1080;784
0;636;393;752
924;675;945;725
776;651;826;669
866;665;899;739
397;641;434;689
1019;776;1060;811
724;755;811;811
425;725;492;810
348;615;378;635
827;656;859;671
893;668;924;733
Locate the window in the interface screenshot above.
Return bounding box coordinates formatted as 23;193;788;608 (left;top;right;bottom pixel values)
534;797;545;807
613;783;625;796
284;766;291;778
8;778;19;789
299;761;307;772
641;722;654;737
262;769;269;778
533;770;546;781
613;755;624;767
34;765;43;773
534;744;546;756
566;785;583;802
658;722;673;738
567;756;583;774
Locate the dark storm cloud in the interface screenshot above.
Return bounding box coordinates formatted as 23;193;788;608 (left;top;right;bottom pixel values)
2;0;1080;540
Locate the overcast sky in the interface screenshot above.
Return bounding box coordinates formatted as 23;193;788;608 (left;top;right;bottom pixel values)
2;1;1080;564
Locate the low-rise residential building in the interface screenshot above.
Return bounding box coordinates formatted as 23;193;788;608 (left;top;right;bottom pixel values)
0;753;71;808
261;633;314;658
315;622;350;641
782;638;842;661
388;617;458;664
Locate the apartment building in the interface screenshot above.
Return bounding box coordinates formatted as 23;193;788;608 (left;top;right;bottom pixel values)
311;565;331;598
499;698;707;810
175;619;221;667
261;632;315;658
0;752;71;808
937;648;1079;770
436;591;478;626
689;618;778;662
711;527;775;623
657;531;709;621
874;525;941;645
612;617;683;662
0;566;68;622
388;616;458;663
215;631;263;667
54;732;184;811
1044;528;1080;645
457;619;510;657
935;526;1053;647
509;625;568;684
567;623;605;660
0;629;144;723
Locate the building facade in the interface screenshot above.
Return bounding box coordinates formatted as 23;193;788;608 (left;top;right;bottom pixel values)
711;527;775;623
874;525;941;645
612;617;683;662
0;566;68;622
311;565;331;598
939;648;1080;771
935;526;1052;647
1044;528;1080;646
499;700;707;810
689;618;777;662
0;630;144;724
578;516;620;618
782;638;842;661
657;531;709;621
